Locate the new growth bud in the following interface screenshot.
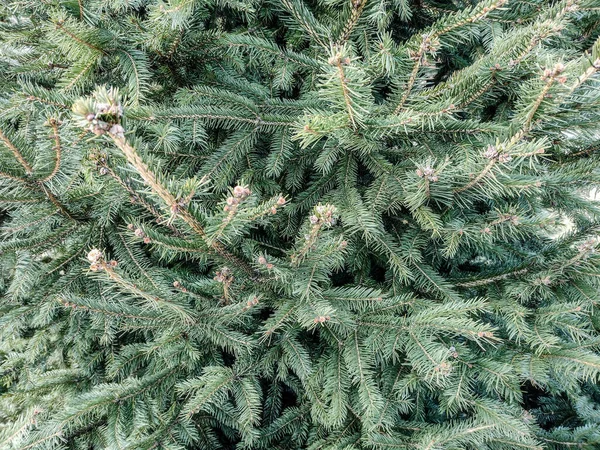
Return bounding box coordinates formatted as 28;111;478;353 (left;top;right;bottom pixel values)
416;165;439;182
310;204;338;227
577;238;597;255
314;315;331;324
87;248;102;264
233;185;251;198
109;124;125;139
214;267;233;284
483;145;499;160
86;248;108;271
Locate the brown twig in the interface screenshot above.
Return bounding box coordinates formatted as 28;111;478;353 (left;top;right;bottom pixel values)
0;127;33;174
108;133;255;276
39;119;62;183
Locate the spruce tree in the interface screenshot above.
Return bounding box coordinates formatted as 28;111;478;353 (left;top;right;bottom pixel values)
2;0;600;449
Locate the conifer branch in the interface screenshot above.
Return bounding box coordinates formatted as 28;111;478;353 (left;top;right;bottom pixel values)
0;123;76;221
108;133;255;276
116;233;162;291
39;119;62;183
393;40;426;114
59;298;163;322
0;127;33;174
394;0;507;114
53;20;106;55
436;0;506;36
47;245;87;274
422;424;496;450
24;94;69;110
0;171;29;183
335;58;358;130
3;2;600;448
149;112;294;128
566;56;600;97
97;260;197;324
337;0;367;45
454;268;529;287
39;183;76;221
523;77;556;132
456;79;496;109
454;159;496;194
62;60;97;91
103;163;181;236
280;0;329;49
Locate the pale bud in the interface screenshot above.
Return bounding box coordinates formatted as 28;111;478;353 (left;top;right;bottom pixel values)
87;248;102;263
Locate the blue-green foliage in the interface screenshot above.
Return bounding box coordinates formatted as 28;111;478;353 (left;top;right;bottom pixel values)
1;0;600;449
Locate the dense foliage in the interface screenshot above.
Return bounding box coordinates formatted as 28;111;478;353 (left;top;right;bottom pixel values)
2;0;600;448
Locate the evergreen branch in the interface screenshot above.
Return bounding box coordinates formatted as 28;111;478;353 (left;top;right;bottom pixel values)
99;263;196;324
454;159;496;194
108;132;255;276
335;57;358;130
24;93;69;110
436;0;507;36
279;0;330;49
523;76;556;132
261;302;298;340
39;119;62;183
393;40;426;114
0;171;29;183
0;196;39;203
453;126;528;194
180;368;236;417
46;244;87;274
104;164;181;236
0;126;33;174
566;60;600;97
149;110;294;128
411;261;461;301
53;20;106;55
1;213;55;234
62;59;98;91
454;268;529;287
116;233;161;291
58;297;164;322
337;0;367;45
537;435;588;447
0;418;37;449
456;79;496;109
408;330;438;366
394;0;507;113
3;3;600;448
39;182;76;221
